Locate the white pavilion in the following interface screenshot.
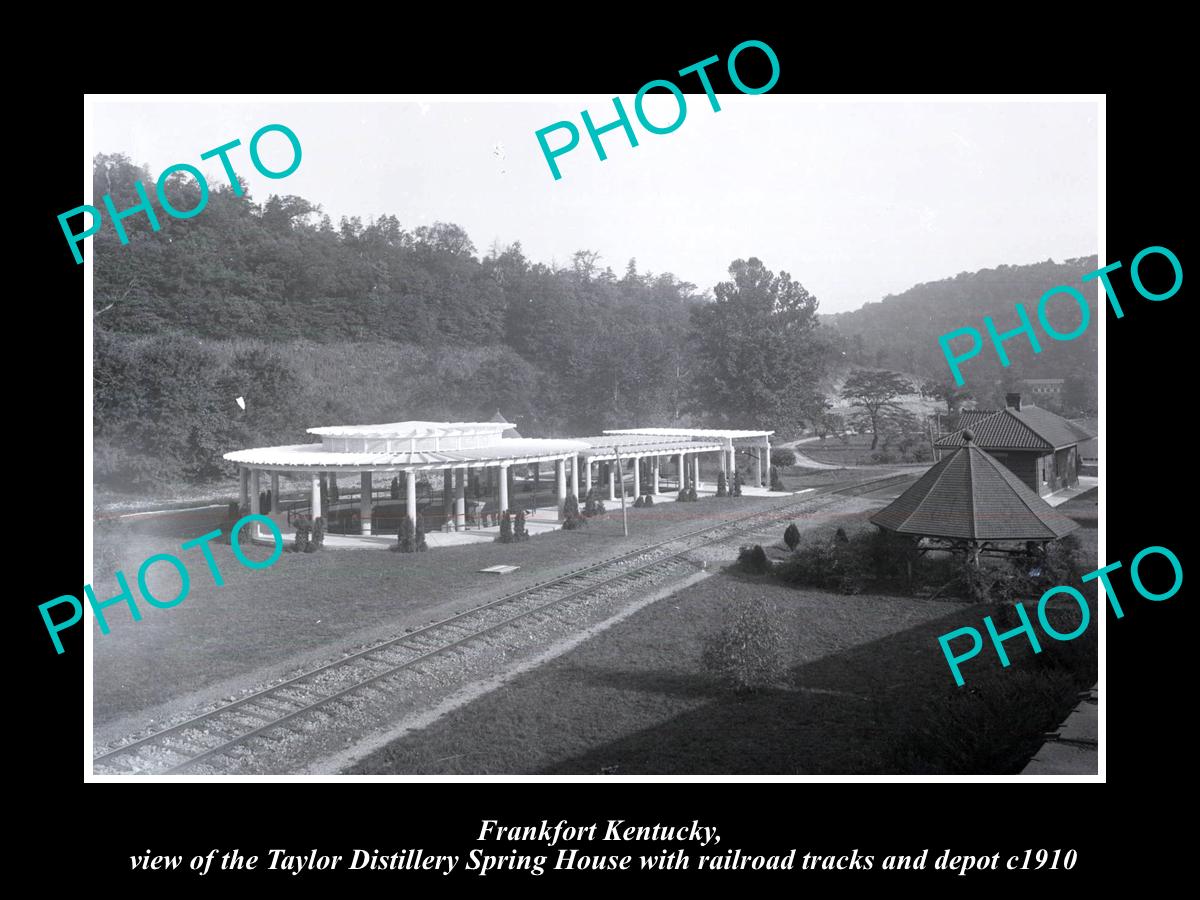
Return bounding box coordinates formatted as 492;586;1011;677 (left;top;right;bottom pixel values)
223;418;774;547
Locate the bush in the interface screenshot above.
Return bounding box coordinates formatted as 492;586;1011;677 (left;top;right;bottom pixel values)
770;448;796;468
701;593;787;692
496;510;514;543
393;515;427;552
775;527;920;595
731;470;743;497
291;514;312;553
310;516;325;550
583;488;606;517
561;494;587;530
513;509;530;541
643;493;655;506
716;471;728;498
770;468;785;492
633;495;644;508
783;523;800;551
736;544;771;575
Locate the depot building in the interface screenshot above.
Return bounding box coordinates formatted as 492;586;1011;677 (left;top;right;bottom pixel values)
223;415;777;548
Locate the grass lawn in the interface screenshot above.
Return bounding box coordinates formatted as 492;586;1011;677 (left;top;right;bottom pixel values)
349;566;1097;775
91;491;818;726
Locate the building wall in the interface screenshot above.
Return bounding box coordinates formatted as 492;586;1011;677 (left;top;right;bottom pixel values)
990;447;1078;495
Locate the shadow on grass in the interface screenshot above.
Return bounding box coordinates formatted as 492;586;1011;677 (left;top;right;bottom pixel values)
542;605;1095;776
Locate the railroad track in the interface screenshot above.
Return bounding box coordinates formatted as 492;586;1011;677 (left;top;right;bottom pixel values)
93;471;916;775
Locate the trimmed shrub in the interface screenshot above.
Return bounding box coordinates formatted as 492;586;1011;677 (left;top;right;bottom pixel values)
310;516;325;550
731;470;743;497
583;488;606;517
514;509;530;541
394;515;426;552
328;475;339;504
770;468;785;492
701;593;787;691
633;495;644;508
783;523;800;551
291;514;312;553
736;544;771;575
561;493;587;530
716;471;728;498
770;448;796;468
390;476;400;500
496;510;514;543
643;493;655;506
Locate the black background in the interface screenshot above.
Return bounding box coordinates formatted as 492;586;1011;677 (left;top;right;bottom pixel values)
19;21;1188;888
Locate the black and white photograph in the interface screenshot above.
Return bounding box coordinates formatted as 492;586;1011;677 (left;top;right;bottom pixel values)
73;91;1109;779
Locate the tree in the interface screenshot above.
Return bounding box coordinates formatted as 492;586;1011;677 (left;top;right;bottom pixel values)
921;379;973;414
841;370;914;449
688;258;830;429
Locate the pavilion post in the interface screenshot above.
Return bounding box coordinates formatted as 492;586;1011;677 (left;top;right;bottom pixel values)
693;455;701;489
250;470;261;515
755;448;763;488
631;456;641;497
583;458;592;494
570;454;579;499
556;458;567;518
239;466;250;511
310;472;322;520
677;452;686;489
405;470;417;532
454;469;466;530
443;468;453;528
499;464;509;514
764;437;771;487
607;462;616;502
270;472;280;513
652;457;660;494
360;471;373;535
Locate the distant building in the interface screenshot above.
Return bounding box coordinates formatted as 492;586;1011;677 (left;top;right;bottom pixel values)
935;393;1094;497
1021;378;1065;408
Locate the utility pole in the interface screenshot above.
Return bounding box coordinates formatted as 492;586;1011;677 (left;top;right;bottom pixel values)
613;445;628;537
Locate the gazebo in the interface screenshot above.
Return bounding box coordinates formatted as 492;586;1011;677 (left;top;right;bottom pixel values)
870;432;1078;563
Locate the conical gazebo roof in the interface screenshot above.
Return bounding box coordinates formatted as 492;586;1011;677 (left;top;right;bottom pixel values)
870;438;1078;541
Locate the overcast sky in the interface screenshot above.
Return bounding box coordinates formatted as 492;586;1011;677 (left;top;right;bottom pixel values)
88;97;1099;314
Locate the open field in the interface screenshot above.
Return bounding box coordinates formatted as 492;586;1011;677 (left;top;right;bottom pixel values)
349;571;1095;775
798;435;933;466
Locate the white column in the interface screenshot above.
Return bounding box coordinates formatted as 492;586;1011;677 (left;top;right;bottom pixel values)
584;459;592;494
270;472;280;513
755;448;763;488
406;469;417;532
455;469;466;530
677;453;686;488
693;455;701;489
556;458;567;517
499;464;509;513
632;457;641;496
608;463;616;501
250;469;261;514
652;457;660;494
570;454;579;499
360;471;373;535
764;437;772;487
310;472;322;519
239;466;250;509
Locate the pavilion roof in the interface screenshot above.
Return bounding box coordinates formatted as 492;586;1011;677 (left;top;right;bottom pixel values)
574;435;725;458
870;442;1079;541
224;437;589;471
605;427;773;441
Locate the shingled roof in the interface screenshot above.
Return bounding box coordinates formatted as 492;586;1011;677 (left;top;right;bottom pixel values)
489;410;522;439
936;405;1089;452
871;441;1079;540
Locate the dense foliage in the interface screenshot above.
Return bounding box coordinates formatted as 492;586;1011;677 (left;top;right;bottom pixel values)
825;257;1100;409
